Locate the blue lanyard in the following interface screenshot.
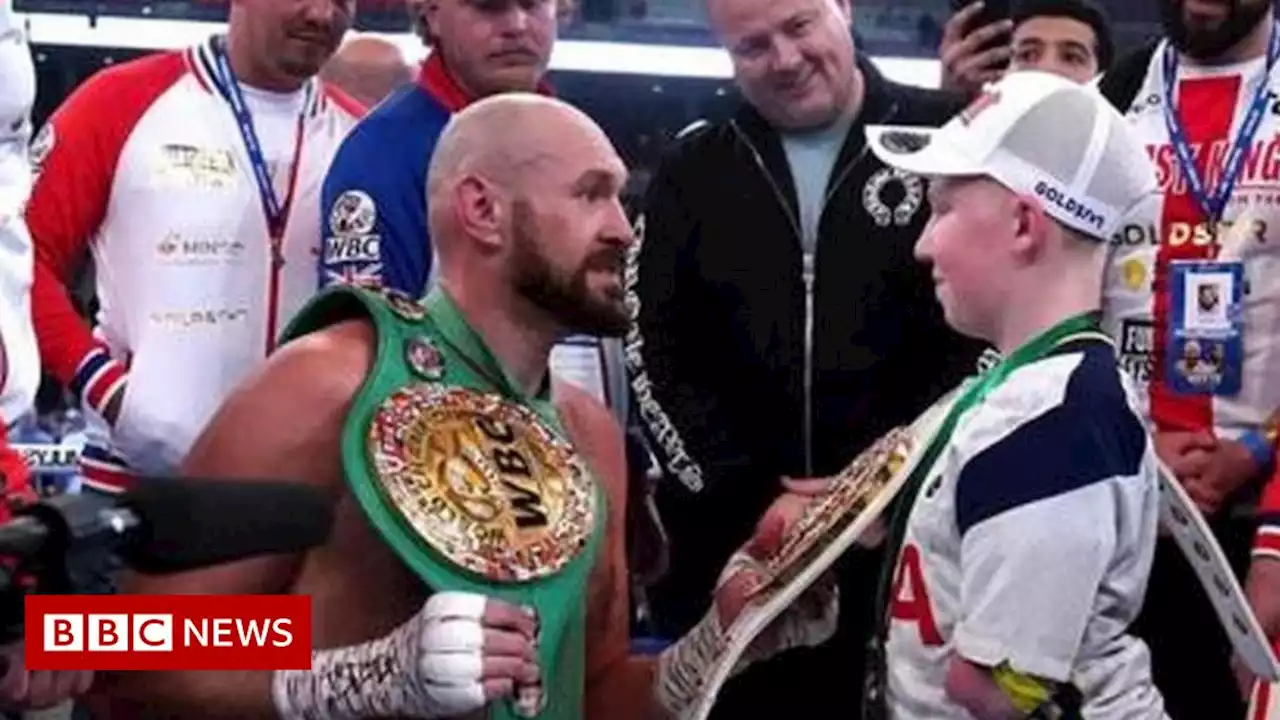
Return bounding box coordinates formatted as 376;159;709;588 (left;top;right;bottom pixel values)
1162;23;1280;222
209;36;307;243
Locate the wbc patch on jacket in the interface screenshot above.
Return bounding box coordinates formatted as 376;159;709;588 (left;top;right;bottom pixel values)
326;189;381;264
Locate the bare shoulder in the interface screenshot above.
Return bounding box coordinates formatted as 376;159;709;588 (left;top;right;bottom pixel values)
261;317;376;405
552;381;626;496
551;381;621;440
561;383;636;693
181;319;376;496
118;320;376;600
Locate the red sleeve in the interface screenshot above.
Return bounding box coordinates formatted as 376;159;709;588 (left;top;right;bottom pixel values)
1255;463;1280;560
321;82;368;120
0;428;34;524
25;50;185;416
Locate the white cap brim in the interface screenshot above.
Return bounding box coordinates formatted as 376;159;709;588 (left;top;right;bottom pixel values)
865;124;985;179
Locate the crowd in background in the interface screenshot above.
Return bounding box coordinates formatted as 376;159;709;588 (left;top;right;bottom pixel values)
7;0;1126;480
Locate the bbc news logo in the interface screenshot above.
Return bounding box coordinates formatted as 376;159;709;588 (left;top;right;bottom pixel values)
44;613;295;652
26;595;311;670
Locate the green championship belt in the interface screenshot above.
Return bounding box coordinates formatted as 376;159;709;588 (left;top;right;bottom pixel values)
283;285;605;720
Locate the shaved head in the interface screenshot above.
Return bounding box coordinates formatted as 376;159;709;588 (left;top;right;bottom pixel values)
427;93;609;182
320;35;412;107
426;93;619;245
426;93;634;337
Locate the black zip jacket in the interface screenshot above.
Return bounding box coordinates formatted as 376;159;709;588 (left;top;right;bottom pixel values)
626;57;986;715
1097;41;1159;111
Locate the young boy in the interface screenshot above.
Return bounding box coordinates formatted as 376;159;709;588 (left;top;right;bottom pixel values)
862;71;1168;719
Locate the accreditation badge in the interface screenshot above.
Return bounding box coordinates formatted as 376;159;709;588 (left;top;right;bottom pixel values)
367;384;595;582
1166;260;1244;396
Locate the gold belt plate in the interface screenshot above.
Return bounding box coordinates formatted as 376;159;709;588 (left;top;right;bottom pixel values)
367;384;596;582
759;427;914;590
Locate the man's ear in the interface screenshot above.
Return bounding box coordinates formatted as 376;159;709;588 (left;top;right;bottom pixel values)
1011;194;1050;262
454;175;506;250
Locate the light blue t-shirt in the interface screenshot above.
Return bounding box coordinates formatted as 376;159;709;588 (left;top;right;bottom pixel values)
781;115;854;253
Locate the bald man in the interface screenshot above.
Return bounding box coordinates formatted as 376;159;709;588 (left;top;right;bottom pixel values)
90;94;835;720
320;35;413;108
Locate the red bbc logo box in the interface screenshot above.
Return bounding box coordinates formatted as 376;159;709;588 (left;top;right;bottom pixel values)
25;595;312;671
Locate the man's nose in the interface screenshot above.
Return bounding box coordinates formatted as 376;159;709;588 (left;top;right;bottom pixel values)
498;6;533;35
606;199;637;248
913;226;936;263
299;0;339;24
770;38;805;74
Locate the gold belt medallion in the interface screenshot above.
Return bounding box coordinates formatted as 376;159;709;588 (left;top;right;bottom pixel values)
367;384;596;582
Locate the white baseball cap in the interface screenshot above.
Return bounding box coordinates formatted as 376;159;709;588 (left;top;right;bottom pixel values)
865;70;1156;242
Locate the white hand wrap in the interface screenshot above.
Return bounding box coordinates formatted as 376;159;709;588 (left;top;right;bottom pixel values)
739;581;838;667
271;592;491;720
654;555;840;719
654;609;729;718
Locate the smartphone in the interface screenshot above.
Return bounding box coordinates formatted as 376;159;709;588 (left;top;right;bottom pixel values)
949;0;1013;72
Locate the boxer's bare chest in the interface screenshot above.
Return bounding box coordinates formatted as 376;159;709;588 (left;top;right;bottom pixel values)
294;489;427;649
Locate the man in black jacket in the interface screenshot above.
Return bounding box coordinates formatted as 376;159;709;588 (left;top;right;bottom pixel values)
625;0;984;714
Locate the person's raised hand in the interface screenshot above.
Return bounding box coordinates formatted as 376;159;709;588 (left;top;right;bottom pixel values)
939;2;1014;96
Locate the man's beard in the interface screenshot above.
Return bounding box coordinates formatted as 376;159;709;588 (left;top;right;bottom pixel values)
510;205;629;338
1159;0;1271;60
